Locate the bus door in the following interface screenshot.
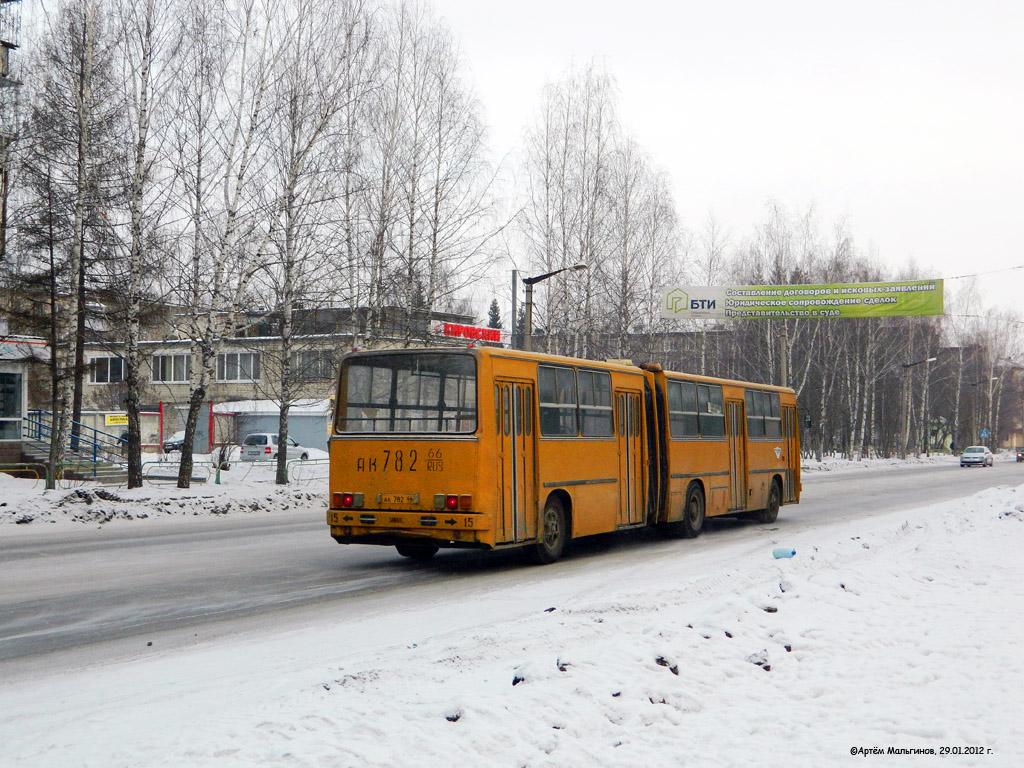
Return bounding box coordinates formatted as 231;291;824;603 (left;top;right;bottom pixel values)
726;399;747;510
782;405;799;502
616;390;644;526
496;380;536;544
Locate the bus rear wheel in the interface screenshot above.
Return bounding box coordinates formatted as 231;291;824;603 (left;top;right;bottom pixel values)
681;483;706;537
755;480;781;524
527;497;567;564
396;542;439;561
662;483;705;539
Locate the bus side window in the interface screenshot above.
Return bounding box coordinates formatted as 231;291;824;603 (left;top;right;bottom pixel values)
668;380;699;438
745;390;765;438
698;384;725;437
765;392;782;438
539;366;577;436
578;369;612;436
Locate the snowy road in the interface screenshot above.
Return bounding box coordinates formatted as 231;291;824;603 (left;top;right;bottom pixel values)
1;460;1019;672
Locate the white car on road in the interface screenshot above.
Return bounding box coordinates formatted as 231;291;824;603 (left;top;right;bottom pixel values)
240;433;312;462
960;445;994;468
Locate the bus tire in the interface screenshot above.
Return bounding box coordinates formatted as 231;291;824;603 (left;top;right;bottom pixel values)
756;480;781;524
681;483;706;537
655;487;704;540
528;496;567;564
658;483;705;539
396;542;439;561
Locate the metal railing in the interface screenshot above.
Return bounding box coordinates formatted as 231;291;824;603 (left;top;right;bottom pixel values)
141;460;211;484
9;416;329;487
23;410;128;475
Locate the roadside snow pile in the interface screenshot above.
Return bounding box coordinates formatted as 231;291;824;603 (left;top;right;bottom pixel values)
802;453;964;472
0;467;327;526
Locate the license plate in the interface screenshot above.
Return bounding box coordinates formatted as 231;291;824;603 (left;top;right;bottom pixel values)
379;493;417;505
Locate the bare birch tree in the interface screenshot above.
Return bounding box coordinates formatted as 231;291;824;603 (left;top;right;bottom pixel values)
112;0;176;487
258;0;373;484
169;0;279;488
352;1;496;344
600;136;681;361
520;63;617;356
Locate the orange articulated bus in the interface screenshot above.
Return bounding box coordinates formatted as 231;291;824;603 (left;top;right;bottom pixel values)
327;347;800;563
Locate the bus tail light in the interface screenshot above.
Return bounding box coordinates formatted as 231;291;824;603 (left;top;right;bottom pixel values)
435;493;468;510
333;492;363;508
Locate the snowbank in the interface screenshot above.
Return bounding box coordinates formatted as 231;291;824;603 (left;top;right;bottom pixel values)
801;450;1016;473
0;455;329;527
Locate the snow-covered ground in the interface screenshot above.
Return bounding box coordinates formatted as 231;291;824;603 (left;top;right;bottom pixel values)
2;454;1023;766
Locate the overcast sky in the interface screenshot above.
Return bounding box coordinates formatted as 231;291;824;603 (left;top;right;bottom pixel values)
431;0;1024;314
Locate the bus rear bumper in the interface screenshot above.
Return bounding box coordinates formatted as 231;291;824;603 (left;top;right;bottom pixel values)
330;529;491;550
328;509;494;549
327;532;487;548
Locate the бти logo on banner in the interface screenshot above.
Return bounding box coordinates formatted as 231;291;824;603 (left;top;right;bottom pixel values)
663;287;728;319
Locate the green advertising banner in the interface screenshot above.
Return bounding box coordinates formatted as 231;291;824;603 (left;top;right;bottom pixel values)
660;280;944;320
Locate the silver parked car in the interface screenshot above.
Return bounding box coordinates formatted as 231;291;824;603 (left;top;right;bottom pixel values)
960;445;994;468
240;432;312;462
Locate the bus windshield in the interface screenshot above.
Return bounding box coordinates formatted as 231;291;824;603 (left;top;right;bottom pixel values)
337;352;477;434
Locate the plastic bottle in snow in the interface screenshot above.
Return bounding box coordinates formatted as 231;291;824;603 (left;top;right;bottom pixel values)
772;547;796;559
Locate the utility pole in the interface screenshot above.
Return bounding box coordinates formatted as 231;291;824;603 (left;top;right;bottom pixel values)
0;0;23;261
510;270;518;349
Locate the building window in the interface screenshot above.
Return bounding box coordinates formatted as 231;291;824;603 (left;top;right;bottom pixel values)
290;349;334;381
217;352;260;382
152;353;191;383
90;356;125;384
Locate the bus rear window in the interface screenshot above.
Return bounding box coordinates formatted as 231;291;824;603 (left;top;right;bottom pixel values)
337;353;477;434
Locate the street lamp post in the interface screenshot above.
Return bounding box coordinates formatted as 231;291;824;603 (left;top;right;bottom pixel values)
521;262;587;352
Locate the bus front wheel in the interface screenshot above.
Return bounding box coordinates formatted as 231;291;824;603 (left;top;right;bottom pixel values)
396;542;439;561
528;497;567;564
